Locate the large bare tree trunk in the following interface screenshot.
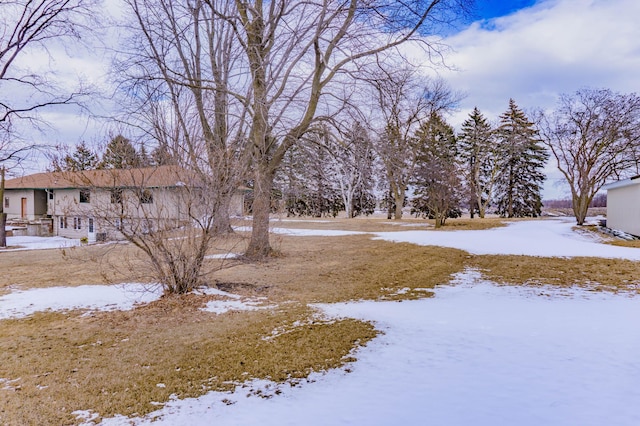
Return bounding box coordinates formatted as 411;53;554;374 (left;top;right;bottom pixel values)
212;194;233;234
393;186;405;220
572;191;593;225
0;213;6;248
246;165;274;259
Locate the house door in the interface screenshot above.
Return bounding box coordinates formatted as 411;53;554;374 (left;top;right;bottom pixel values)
87;217;96;242
21;197;27;218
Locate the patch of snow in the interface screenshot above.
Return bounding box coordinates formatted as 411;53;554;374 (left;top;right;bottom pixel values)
200;288;242;299
273;219;334;223
374;218;640;259
204;253;240;260
74;410;99;424
3;236;81;251
0;377;21;391
0;284;163;320
232;226;364;237
202;299;274;315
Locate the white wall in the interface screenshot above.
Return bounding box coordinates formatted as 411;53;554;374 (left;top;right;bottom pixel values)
607;182;640;237
3;189;47;220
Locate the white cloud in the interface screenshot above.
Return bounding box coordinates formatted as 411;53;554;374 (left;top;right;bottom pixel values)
440;0;640;122
418;0;640;198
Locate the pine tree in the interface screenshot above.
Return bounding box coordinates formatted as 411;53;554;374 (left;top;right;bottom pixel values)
150;144;176;166
101;135;141;169
494;99;549;218
61;141;100;171
457;107;498;218
411;113;462;227
138;143;151;167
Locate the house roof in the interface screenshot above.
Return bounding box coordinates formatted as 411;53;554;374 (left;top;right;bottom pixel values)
4;165;193;190
603;175;640;191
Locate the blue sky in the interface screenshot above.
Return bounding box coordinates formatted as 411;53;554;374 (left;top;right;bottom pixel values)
474;0;538;20
428;0;640;198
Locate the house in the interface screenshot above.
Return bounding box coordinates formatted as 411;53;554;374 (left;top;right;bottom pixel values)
4;166;246;241
603;175;640;237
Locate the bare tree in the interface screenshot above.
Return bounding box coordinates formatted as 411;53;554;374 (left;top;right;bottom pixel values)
117;0;250;234
371;67;462;219
119;0;470;258
214;0;470;258
0;127;41;247
56;162;242;294
329;122;376;218
0;0;95;246
538;88;640;225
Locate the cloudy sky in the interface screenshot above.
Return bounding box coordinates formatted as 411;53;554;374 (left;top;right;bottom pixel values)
13;0;640;199
436;0;640;197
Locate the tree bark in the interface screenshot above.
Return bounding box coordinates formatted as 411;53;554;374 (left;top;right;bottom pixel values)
392;184;405;220
245;165;274;259
572;192;593;225
212;193;234;234
0;213;6;248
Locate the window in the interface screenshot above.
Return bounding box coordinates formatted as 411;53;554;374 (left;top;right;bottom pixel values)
73;217;82;230
48;191;53;200
110;188;123;204
60;217;68;229
88;218;94;233
4;197;8;208
79;189;90;203
140;189;153;204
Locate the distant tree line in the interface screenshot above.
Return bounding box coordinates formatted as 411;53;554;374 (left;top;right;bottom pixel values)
50;134;175;172
269;96;549;226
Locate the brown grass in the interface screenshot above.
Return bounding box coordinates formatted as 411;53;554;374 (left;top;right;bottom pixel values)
470;255;640;293
0;300;375;425
267;215;508;232
1;216;639;424
608;239;640;248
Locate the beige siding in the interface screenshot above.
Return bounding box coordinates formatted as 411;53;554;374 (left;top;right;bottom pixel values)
51;187;195;240
607;183;640;237
230;192;245;217
3;189;47;220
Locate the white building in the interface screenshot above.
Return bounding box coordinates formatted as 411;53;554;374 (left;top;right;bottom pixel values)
604;176;640;237
4;166;246;241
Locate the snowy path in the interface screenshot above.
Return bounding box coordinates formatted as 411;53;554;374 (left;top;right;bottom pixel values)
4;235;81;251
374;217;640;259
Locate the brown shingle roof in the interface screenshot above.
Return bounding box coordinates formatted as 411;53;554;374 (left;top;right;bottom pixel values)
4;166;191;190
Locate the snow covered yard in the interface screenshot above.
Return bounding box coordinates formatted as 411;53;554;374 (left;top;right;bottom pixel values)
3;235;81;251
1;217;639;425
95;271;640;426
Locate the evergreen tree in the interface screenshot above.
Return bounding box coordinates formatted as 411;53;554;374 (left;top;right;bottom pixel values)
494;99;549;217
138;143;152;167
457;107;499;218
101;135;141;169
274;141;343;217
151;143;175;166
54;141;100;171
411;113;462;227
